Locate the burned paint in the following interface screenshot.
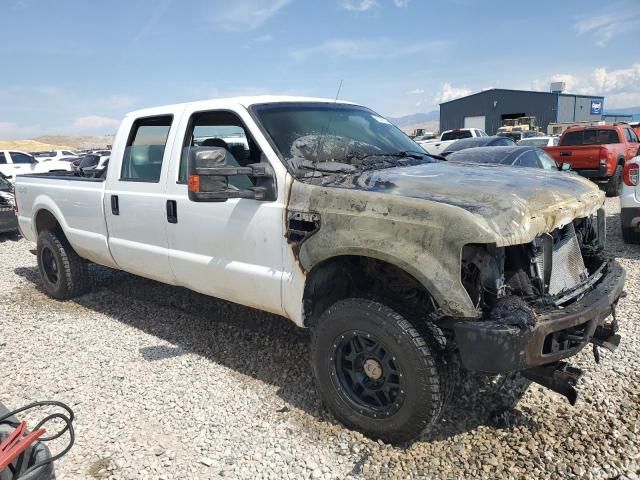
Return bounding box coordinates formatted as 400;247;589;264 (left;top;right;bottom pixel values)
286;161;605;319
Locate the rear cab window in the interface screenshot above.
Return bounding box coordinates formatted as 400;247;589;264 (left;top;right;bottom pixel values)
441;130;473;141
560;128;621;146
120;115;173;182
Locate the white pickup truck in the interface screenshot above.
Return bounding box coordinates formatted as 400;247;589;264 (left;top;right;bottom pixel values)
14;96;625;443
417;128;487;155
0;150;73;182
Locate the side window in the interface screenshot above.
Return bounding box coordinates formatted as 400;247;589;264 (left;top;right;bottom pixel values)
10;152;34;164
0;153;6;164
625;128;638;143
536;150;558;170
178;110;259;190
515;151;540;168
120;115;172;182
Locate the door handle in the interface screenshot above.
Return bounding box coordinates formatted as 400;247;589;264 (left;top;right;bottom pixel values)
111;195;119;215
166;200;177;224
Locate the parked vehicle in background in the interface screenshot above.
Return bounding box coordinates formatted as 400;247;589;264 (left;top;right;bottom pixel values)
518;136;559;147
91;150;111;157
543;124;640;197
418;128;487;155
14;96;625;443
0;151;73;181
497;130;540;143
446;146;562;170
630;121;640;139
0;173;18;233
441;135;515;156
620;157;640;244
413;134;436;142
32;150;78;162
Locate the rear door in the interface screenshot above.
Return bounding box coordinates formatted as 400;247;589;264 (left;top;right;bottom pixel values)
7;152;38;177
103;111;180;284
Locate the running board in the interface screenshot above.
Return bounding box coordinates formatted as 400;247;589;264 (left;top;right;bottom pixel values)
521;362;582;405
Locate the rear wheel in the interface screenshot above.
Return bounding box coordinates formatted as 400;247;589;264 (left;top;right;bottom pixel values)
37;230;90;299
311;298;450;443
605;164;623;197
621;226;640;245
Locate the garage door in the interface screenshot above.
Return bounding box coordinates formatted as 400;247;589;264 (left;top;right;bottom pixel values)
464;116;486;130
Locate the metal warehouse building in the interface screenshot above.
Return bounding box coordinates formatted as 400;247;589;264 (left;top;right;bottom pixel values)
439;86;605;135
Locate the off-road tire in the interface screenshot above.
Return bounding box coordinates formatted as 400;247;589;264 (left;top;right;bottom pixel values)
605;164;623;197
37;230;90;300
311;298;449;443
621;226;640;245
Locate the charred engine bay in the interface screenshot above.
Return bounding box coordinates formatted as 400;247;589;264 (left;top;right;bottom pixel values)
461;210;608;322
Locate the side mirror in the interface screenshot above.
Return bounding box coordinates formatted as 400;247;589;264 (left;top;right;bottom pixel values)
558;162;572;172
187;146;272;202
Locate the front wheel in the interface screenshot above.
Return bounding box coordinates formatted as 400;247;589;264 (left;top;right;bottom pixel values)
311;299;450;443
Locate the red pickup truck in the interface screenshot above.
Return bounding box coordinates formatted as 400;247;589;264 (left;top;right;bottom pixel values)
544;124;640;197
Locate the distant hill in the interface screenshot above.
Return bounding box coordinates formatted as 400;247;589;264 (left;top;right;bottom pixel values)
605;106;640;115
0;135;114;152
387;111;439;127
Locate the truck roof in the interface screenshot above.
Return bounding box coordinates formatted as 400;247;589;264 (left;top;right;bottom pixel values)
125;95;360;119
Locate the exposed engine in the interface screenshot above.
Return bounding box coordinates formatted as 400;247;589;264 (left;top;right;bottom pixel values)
461;208;607;315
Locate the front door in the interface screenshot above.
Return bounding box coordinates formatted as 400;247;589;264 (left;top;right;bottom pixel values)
164;107;285;315
8;152;38;177
103;113;178;284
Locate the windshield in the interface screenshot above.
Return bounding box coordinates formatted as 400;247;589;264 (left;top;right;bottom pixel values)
518;138;548;147
446;148;515;165
252;102;430;176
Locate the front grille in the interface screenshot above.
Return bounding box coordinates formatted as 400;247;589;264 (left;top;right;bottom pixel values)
548;223;588;295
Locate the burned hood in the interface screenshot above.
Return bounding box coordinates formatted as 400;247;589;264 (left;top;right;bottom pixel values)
323;162;604;245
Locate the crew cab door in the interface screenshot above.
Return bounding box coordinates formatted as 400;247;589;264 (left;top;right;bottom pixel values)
103;112;179;284
7;152;38;177
163;107;286;315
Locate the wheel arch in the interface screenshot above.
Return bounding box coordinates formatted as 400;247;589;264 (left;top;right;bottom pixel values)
302;253;441;328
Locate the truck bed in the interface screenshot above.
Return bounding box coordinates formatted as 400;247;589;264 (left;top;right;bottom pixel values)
14;173;115;267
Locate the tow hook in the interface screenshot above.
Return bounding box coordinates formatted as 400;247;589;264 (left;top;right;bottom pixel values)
522;362;582;405
591;304;621;363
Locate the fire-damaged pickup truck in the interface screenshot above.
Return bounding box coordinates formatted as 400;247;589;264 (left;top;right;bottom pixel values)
13;97;625;443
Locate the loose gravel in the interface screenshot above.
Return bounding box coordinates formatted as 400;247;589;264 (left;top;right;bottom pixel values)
0;197;639;479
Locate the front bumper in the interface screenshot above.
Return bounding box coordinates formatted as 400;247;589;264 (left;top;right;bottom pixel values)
453;260;625;373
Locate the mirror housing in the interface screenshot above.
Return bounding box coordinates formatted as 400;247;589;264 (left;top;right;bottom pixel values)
558;162;572;172
187;146;272;202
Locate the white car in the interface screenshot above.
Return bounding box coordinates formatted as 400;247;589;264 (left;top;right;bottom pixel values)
33;150;78;162
417;128;487;155
517;136;559;147
620;157;640;244
0;150;73;181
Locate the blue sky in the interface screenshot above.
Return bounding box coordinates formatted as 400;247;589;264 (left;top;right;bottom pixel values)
1;0;639;137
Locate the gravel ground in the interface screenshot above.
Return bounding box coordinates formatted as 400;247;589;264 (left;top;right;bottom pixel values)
1;197;639;479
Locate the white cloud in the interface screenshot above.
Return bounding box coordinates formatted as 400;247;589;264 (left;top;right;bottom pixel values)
574;10;640;46
291;38;446;61
209;0;292;32
407;88;424;95
432;82;471;104
532;64;640;108
340;0;378;11
392;0;409;6
254;34;273;42
0;122;40;139
72;116;121;134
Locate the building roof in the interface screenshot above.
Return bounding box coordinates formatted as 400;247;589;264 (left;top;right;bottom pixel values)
439;88;604;106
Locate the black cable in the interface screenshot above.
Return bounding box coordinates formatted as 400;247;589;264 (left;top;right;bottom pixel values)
0;401;75;479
